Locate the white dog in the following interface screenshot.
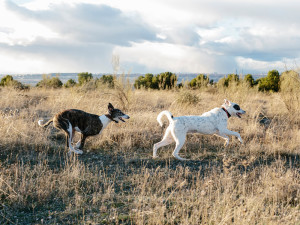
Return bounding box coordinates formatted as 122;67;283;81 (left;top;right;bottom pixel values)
153;99;246;160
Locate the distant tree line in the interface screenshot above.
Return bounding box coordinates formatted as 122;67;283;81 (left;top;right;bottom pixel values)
217;70;280;92
35;72;115;89
133;69;285;93
0;70;298;93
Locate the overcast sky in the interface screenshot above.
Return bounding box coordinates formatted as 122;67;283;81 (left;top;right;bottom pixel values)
1;0;300;75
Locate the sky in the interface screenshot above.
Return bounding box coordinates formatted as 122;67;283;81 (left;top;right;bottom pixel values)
1;0;300;75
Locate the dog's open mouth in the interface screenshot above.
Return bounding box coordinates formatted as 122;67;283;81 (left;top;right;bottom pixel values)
119;117;125;122
236;112;242;118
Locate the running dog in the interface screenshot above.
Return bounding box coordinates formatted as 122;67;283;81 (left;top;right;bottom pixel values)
38;103;130;154
153;99;246;160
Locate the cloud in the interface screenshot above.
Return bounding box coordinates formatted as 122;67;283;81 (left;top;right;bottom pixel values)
1;0;300;74
5;1;157;46
1;0;159;73
0;38;114;73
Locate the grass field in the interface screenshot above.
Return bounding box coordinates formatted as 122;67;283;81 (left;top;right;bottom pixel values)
0;82;299;224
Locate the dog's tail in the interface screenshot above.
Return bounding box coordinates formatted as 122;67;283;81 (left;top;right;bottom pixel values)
38;119;53;128
157;110;173;127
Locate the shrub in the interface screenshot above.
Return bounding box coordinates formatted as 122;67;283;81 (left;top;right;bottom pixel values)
0;75;29;90
36;75;63;88
0;75;14;86
134;73;158;89
279;70;300;112
217;74;239;87
78;72;93;86
157;72;177;89
244;74;255;87
189;74;210;89
134;72;177;90
176;91;200;105
64;79;77;88
258;70;280;92
99;75;115;88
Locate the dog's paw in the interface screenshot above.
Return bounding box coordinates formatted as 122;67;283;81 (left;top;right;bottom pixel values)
69;148;83;154
153;155;158;159
75;149;83;154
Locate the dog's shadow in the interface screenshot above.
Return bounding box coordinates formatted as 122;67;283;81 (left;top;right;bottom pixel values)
103;151;300;177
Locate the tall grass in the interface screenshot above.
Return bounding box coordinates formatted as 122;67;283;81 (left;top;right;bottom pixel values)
0;85;299;224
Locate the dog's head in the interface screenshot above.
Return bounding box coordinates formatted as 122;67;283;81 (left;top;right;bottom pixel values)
108;103;130;123
222;99;246;118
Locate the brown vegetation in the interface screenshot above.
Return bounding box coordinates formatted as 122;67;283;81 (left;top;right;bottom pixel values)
0;80;299;224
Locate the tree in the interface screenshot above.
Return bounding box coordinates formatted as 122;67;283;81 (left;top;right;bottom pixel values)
78;72;93;86
157;72;177;89
217;74;239;87
244;74;255;87
0;75;29;90
134;73;159;89
134;72;178;90
258;70;280;92
64;79;77;88
189;74;210;89
99;75;115;88
0;75;14;86
36;75;63;88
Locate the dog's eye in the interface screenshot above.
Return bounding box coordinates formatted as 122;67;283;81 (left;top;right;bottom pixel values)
233;105;240;110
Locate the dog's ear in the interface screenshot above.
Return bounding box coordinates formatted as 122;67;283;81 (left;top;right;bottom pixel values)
108;103;114;113
224;99;231;105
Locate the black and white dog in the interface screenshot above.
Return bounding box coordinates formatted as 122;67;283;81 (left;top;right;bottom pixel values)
38;103;129;154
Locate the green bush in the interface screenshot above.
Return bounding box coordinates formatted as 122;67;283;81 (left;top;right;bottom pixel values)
64;79;77;88
99;75;115;88
189;74;210;89
78;72;93;86
258;70;280;92
157;72;177;89
36;75;63;88
0;75;14;86
0;75;29;90
217;74;239;87
134;72;177;90
244;74;255;87
134;73;158;89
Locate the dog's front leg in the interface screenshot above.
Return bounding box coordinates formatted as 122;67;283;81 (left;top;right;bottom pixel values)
221;129;243;144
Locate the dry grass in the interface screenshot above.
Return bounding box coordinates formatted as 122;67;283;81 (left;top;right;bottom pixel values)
0;85;299;224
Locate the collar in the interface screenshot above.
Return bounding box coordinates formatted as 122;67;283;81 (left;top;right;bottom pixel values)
222;107;231;118
105;114;118;123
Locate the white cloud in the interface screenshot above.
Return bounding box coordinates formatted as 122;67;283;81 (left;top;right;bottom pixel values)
1;0;300;74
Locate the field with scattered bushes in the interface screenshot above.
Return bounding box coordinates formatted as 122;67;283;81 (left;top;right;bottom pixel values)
0;71;299;224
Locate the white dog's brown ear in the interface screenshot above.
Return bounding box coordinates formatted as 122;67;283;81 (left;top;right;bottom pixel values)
108;103;114;113
224;99;231;105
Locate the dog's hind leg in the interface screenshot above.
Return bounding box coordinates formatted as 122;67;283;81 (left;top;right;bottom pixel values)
171;130;187;161
66;123;83;155
153;127;174;158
